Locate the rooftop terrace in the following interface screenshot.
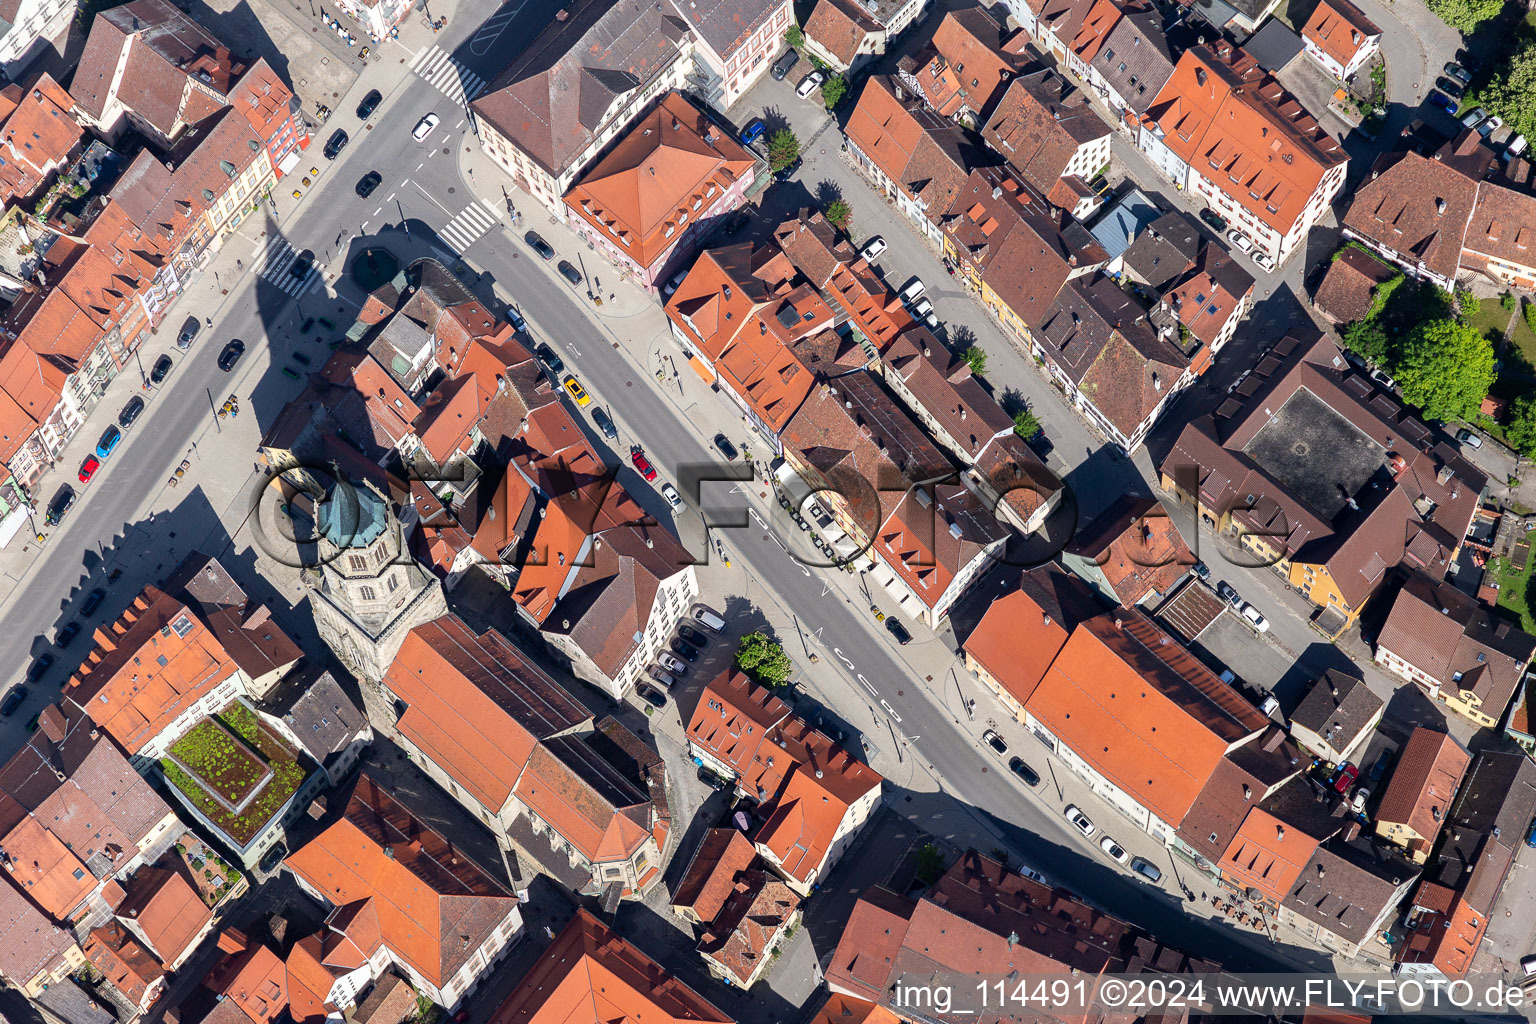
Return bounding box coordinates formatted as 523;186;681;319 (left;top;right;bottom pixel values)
162;702;305;847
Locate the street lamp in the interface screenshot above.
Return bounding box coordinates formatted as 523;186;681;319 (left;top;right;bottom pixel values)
206;388;222;434
576;252;594;301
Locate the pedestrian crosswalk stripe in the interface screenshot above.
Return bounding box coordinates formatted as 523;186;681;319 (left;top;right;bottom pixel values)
409;45;485;104
438;202;499;253
252;238;321;297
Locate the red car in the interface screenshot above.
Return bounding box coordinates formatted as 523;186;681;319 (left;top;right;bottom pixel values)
630;447;657;482
78;455;100;483
1332;762;1359;794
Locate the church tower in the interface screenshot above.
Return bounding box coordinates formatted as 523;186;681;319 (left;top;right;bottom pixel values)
306;479;447;683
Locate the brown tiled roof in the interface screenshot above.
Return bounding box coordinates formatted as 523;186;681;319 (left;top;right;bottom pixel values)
512;736;652;864
470;0;690;179
671;0;786;60
0;75;82;207
1089;4;1174;116
115;865;211;968
981;67;1107;195
1463;180;1536;277
84;922;164;1007
671;829;756;921
698;869;800;983
844;77;985;221
0;875;77;989
962;567;1097;706
1119;210;1200;290
1063;494;1192;604
804;0;882;66
1287;836;1417;945
895;5;1025;119
489;910;732;1024
1376;727;1470;850
1301;0;1380;70
1342;151;1477;284
165;554;302;685
1313;248;1399;324
882;329;1014;461
1289;668;1382;750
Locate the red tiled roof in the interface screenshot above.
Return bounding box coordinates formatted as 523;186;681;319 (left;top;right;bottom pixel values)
1375;727;1470;854
1301;0;1380;69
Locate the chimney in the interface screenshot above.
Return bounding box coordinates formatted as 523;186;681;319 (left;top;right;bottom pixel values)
1275;824;1285;840
1436;198;1447;216
1042;613;1052;627
1114;617;1123;629
556;8;568;18
1242;784;1251;800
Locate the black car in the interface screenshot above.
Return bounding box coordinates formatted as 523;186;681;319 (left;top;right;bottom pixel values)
525;231;555;260
1008;756;1040;787
323;129;349;159
176;315;200;351
636;682;668;709
355;171;382;198
770;49;799;81
45;485;75;525
773;156;802;181
258;842;287;873
118;395;145;428
356;89;382;119
80;588;106;616
150;353;173;384
713;432;739;460
218;339;245;372
1435;77;1465;100
885;617;912;645
27;654;53;682
591;406;618;440
1444;61;1472;85
534;343;565;377
1199;208;1227;233
0;686;27;717
678;623;709;648
670;638;699;662
557;260;582;285
57;621;80;647
290;250;315;278
1216;580;1240;607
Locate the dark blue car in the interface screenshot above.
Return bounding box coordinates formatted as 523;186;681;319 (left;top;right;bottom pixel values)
1426;90;1458;115
739;118;766;145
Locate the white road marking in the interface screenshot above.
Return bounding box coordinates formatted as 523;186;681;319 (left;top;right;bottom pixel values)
409;45;486;104
880;700;902;723
373;206;382;216
411;180;455;216
437;201;498;252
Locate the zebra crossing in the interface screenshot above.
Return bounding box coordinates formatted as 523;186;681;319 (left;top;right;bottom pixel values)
253;238;322;297
439;200;502;253
410;46;486;105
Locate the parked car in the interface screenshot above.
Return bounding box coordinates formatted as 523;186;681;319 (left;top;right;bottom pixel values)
1527;818;1536;849
45;486;75;525
1064;804;1096;837
659;652;689;676
1227;229;1254;253
591;406;618;440
669;638;699;662
885;617;912;645
1099;835;1129;864
796;71;825;98
1191;560;1210;581
323;129;349;159
525;231;556;260
636;682;668;709
1457;428;1484;449
78;455;100;483
356;89;382;118
557;260;582;285
561;374;591;407
355;170;382;198
1435;77;1465;100
56;621;80;647
1240;602;1270;633
860;236;888;261
218;339;245;372
911;297;934;319
1426;90;1459;115
259;842;288;873
770;49;799;81
1351;787;1371;813
647;665;676;688
118;396;145;428
661;482;683;509
0;686;27;717
1007;756;1039;787
678;623;710;647
1130;857;1163;883
1370;367;1397;391
1480;115;1505;138
504;305;527;332
96;425;122;460
176;315;200;351
534;343;565;378
1462;107;1489;129
81;588;106;615
412;113;440;141
691;604;727;633
1332;762;1360;794
900;278;926;304
1510;134;1530;158
1216;580;1241;606
1252;250;1276;272
739;117;766;145
982;729;1008;755
1444;61;1472;84
1199;208;1227;233
27;654;53;682
713;432;739;460
630;446;658;481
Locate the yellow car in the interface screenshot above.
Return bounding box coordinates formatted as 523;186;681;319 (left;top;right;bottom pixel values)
562;374;591;407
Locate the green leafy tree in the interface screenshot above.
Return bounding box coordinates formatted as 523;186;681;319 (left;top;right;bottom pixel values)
822;74;849;109
1503;291;1518;312
735;631;793;687
1425;0;1504;31
1506;395;1536;458
1013;408;1041;439
916;842;946;884
767;128;801;173
964;345;988;376
1395;318;1496;422
786;24;804;49
1456;288;1481;319
1342;318;1391;365
824;198;852;232
1481;45;1536;141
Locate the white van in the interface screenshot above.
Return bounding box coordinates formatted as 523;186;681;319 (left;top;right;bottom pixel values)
900;278;926;304
692;604;727;633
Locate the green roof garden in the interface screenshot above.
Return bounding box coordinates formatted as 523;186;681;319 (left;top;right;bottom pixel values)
162;701;307;848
